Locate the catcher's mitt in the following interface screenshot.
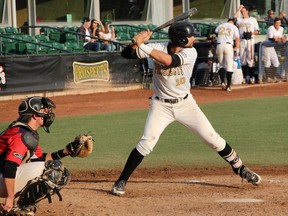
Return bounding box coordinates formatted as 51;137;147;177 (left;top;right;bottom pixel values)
66;134;94;157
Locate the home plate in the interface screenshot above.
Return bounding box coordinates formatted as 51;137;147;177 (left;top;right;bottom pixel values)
216;198;264;203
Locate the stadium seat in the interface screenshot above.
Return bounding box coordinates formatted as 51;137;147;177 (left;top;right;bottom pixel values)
2;40;16;54
65;33;77;42
35;34;50;43
65;41;84;53
0;28;6;34
25;43;47;55
117;32;130;41
5;26;19;34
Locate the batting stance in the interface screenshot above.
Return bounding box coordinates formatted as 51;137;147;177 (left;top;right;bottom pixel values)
234;5;259;84
0;96;93;215
263;17;286;82
111;21;261;196
215;17;240;91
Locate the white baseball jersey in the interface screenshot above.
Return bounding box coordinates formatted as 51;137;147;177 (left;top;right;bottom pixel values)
134;42;226;157
137;42;197;99
236;17;259;67
237;17;259;38
265;25;285;41
215;22;239;72
263;25;285;68
215;22;240;45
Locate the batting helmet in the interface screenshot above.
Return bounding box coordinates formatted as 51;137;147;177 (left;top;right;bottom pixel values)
168;21;195;47
18;96;56;133
227;17;237;26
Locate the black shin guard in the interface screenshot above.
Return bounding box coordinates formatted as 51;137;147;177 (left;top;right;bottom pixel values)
218;143;243;174
118;148;144;182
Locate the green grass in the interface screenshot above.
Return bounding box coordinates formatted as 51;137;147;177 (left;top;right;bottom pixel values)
1;96;287;171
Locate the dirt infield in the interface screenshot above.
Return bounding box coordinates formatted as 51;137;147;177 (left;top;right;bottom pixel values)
1;82;288;215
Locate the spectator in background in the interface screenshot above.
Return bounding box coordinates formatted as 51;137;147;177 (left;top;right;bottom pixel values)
263;17;286;82
90;18;101;38
264;9;275;24
77;17;102;51
279;11;288;26
89;19;110;51
98;19;116;52
234;5;260;84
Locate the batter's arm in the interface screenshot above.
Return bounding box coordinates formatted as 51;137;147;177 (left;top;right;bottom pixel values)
133;30;174;66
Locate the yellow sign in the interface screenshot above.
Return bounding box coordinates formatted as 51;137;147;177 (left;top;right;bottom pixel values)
73;60;110;83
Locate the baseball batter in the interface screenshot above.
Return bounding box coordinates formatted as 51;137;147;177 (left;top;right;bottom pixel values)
111;21;261;196
234;5;260;84
215;18;240;91
263;17;286;82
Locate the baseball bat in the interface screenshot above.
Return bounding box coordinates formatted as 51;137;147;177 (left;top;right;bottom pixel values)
131;7;198;43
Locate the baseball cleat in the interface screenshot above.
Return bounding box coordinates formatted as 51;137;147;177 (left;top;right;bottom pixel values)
221;83;226;90
111;180;126;195
239;166;261;185
225;86;232;91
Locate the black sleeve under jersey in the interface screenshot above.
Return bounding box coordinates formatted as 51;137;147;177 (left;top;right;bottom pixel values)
3;160;18;178
121;45;138;59
170;54;181;67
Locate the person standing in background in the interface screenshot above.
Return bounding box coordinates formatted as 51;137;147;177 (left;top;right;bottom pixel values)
234;5;260;84
263;17;286;82
215;18;240;91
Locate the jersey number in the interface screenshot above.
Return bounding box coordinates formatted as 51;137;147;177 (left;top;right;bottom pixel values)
218;27;232;37
176;77;185;86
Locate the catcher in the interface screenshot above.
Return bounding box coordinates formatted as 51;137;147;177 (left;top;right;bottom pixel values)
0;96;93;216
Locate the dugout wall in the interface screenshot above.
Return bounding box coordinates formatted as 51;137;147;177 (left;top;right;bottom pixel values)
0;52;142;95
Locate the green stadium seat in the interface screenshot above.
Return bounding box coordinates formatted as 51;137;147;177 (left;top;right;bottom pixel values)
65;33;77;42
0;28;6;34
49;31;61;42
117;32;130;41
35;34;50;43
2;41;16;54
5;26;18;34
25;43;47;55
65;41;84;53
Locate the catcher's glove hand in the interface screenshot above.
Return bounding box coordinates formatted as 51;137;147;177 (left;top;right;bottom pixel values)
66;134;94;157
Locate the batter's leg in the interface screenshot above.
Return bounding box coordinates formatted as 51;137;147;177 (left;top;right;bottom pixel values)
112;99;175;195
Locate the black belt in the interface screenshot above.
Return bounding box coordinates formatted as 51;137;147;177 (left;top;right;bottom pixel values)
155;94;188;104
217;42;231;44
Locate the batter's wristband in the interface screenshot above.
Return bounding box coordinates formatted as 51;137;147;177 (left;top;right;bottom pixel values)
51;149;67;160
131;37;137;44
139;43;153;55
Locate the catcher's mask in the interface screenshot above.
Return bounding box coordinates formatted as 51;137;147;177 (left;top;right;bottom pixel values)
168;21;195;47
18;96;56;133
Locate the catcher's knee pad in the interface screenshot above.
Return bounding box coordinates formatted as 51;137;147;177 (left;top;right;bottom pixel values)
14;160;70;209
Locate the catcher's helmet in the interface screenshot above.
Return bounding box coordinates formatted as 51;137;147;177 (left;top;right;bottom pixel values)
168;21;195;47
18;96;56;133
